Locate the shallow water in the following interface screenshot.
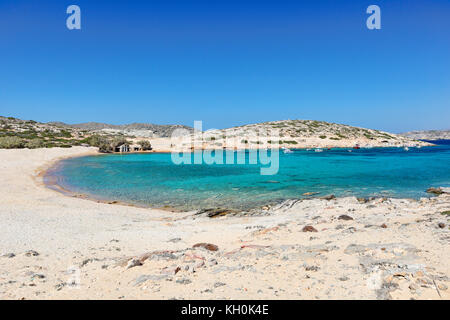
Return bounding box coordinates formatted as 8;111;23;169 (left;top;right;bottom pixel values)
49;146;450;210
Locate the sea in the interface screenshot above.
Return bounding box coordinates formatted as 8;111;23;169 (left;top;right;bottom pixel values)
47;143;450;210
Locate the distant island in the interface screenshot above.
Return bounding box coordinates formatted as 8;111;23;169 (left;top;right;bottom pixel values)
400;129;450;141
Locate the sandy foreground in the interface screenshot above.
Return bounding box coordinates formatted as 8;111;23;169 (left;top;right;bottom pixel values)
0;147;449;300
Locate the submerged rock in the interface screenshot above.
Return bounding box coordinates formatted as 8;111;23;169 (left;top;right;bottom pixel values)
426;187;444;195
303;192;319;196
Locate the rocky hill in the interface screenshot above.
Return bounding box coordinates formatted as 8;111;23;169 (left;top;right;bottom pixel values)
47;121;193;138
166;119;431;151
400;130;450;141
0;116;431;150
0;116;193;149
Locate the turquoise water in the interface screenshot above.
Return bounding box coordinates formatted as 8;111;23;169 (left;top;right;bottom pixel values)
49;146;450;210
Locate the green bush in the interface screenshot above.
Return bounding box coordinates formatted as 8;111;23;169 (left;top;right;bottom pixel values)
25;139;45;149
110;137;130;149
0;136;24;149
82;135;113;153
137;140;152;151
57;130;73;138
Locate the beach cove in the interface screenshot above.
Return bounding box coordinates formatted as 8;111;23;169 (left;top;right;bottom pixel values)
0;147;449;299
46;146;450;211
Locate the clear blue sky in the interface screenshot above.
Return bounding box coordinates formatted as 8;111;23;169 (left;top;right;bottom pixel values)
0;0;449;132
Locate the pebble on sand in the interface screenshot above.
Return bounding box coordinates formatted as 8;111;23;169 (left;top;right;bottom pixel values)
193;243;219;251
302;226;318;232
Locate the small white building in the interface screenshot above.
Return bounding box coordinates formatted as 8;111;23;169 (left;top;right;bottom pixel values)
116;144;130;153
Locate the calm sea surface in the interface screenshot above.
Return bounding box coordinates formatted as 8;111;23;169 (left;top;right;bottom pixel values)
48;145;450;210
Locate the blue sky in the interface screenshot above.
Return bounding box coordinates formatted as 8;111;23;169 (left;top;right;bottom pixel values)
0;0;449;132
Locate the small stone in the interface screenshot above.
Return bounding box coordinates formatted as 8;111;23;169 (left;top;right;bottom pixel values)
126;258;143;269
380;223;387;228
1;253;15;258
24;250;39;257
168;238;182;243
55;283;65;291
176;278;192;285
207;258;218;266
188;265;196;273
161;266;181;275
438;223;446;229
321;194;336;200
302;226;318;232
438;283;448;291
344;244;366;254
339;276;349;281
133;274;168;286
80;258;93;267
409;283;418;291
193;243;219;251
214;282;226;288
304;265;320;272
338;215;353;221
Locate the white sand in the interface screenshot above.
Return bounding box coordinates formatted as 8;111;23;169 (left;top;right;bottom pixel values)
0;147;449;300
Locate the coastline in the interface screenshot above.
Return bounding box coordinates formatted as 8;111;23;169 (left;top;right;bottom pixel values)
42;146;442;213
0;147;449;300
41;151;190;212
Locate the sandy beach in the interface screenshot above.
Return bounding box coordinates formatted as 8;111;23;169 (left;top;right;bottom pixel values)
0;147;449;300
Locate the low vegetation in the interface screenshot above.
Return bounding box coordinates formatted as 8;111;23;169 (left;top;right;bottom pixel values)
137;140;152;150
